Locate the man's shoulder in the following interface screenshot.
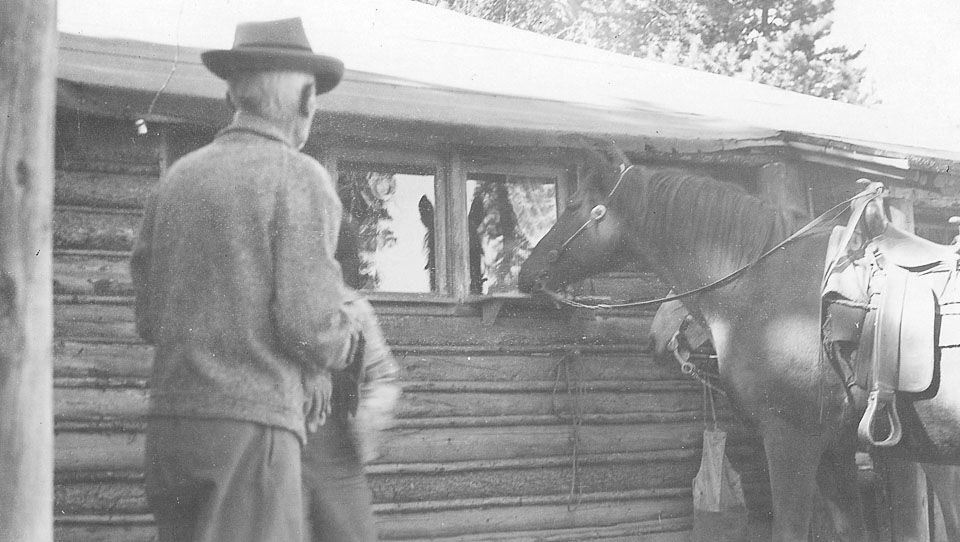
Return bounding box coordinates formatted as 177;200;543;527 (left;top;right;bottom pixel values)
171;139;330;180
279;148;329;179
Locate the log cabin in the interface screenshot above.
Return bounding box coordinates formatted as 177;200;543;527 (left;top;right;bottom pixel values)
53;1;960;540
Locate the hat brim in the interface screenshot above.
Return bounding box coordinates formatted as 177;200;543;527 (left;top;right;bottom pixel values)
201;48;344;95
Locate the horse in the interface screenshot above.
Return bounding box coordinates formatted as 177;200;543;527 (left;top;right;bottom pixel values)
517;164;960;541
648;298;960;540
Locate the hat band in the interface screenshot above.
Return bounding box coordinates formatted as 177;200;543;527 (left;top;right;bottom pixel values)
234;42;313;52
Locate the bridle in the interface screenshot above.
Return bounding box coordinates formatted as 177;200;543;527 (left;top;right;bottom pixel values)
538;173;878;311
552;164;635;260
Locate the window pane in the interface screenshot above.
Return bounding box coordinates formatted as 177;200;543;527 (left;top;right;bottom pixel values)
336;162;436;293
466;174;557;294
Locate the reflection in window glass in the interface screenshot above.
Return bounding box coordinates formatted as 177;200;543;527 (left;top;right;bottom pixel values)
336;162;435;293
466;174;557;294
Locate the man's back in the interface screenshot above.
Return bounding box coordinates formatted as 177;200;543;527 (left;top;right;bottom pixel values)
133;115;350;442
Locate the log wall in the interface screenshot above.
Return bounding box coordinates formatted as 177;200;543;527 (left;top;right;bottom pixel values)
52;112;766;541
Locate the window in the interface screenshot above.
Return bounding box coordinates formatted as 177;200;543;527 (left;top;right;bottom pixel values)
329;149;565;299
465;173;558;294
336;161;437;293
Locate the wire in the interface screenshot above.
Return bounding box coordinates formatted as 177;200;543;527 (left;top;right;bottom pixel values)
139;0;186;134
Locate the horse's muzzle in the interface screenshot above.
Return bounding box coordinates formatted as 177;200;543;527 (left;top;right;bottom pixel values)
518;270;549;294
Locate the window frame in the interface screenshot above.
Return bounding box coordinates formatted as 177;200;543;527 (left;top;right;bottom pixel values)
318;144;575;303
458;157;572;300
322;146;449;301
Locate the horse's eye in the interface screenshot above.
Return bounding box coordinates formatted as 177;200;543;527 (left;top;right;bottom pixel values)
566;198;582;211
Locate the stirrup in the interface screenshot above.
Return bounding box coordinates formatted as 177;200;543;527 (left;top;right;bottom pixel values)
857;389;902;447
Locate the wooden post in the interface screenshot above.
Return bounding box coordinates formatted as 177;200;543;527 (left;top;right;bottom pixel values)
0;1;57;541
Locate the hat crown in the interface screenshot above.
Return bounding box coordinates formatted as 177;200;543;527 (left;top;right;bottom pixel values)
232;17;313;52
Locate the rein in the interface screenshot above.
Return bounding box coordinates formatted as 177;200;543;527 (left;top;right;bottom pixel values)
541;181;882;311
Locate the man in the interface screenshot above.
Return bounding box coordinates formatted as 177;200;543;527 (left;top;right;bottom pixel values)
298;220;402;542
131;17;375;541
303;308;401;542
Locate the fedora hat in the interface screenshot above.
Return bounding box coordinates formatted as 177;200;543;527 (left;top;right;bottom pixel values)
201;17;343;95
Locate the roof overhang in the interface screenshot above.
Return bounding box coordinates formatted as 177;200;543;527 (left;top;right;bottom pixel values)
56;0;960;171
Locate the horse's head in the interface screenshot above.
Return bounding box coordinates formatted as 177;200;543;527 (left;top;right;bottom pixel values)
519;165;632;294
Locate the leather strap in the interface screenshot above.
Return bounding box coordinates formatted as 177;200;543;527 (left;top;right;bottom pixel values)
857;257;904;447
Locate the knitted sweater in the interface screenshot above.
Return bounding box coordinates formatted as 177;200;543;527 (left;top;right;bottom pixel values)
131;113;362;443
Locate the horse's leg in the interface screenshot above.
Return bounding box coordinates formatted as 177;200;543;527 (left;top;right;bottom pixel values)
761;423;823;542
922;463;960;541
874;456;931;542
814;441;867;542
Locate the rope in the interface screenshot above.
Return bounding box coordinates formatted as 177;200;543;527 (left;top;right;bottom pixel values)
551;350;585;509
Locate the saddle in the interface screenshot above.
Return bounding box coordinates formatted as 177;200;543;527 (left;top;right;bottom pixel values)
822;181;960;447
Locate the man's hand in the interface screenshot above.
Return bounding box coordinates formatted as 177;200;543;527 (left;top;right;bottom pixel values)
304;376;333;433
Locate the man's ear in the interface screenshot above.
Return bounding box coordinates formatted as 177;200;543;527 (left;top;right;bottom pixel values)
299;83;316;117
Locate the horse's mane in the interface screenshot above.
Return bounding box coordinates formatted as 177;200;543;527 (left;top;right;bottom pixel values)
630;168;791;270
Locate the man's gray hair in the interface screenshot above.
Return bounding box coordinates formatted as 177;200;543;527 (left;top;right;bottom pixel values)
228;71;314;123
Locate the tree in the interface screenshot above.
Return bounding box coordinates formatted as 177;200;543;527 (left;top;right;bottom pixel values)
419;0;869;104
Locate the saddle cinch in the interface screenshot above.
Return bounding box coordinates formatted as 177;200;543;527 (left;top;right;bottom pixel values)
822;181;960;447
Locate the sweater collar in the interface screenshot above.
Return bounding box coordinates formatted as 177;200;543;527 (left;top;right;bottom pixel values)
217;113;297;148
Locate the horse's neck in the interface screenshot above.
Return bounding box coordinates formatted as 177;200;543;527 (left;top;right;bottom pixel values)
638;237;764;300
628;208;789;318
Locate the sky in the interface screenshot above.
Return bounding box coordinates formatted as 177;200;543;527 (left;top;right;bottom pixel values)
829;0;960;127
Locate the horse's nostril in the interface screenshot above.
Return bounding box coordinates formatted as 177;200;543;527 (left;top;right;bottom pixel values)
547;250;559;263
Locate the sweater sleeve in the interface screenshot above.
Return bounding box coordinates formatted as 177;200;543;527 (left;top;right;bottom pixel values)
271;160;361;373
130;194;157;345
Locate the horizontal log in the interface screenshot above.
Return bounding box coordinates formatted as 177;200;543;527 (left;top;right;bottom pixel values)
377;423;708;464
53;511;693;542
397;389;704;418
55;303;137;342
56;478;145;516
399;352;682;382
54;519;156;542
52;447;767;518
370;459;700;503
54;205;142;252
53;385;716;423
55;170;154;209
377;491;691;540
54;301;651;346
55;387;148;421
402;380;697;393
418;518;692;542
54;339;685;383
54;250;133;296
55;341;152;379
54;461;701;515
56;432;145;471
55;421;741;471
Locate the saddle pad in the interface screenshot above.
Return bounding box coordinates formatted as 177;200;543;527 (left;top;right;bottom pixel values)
879;267;936;393
822;226;870;303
